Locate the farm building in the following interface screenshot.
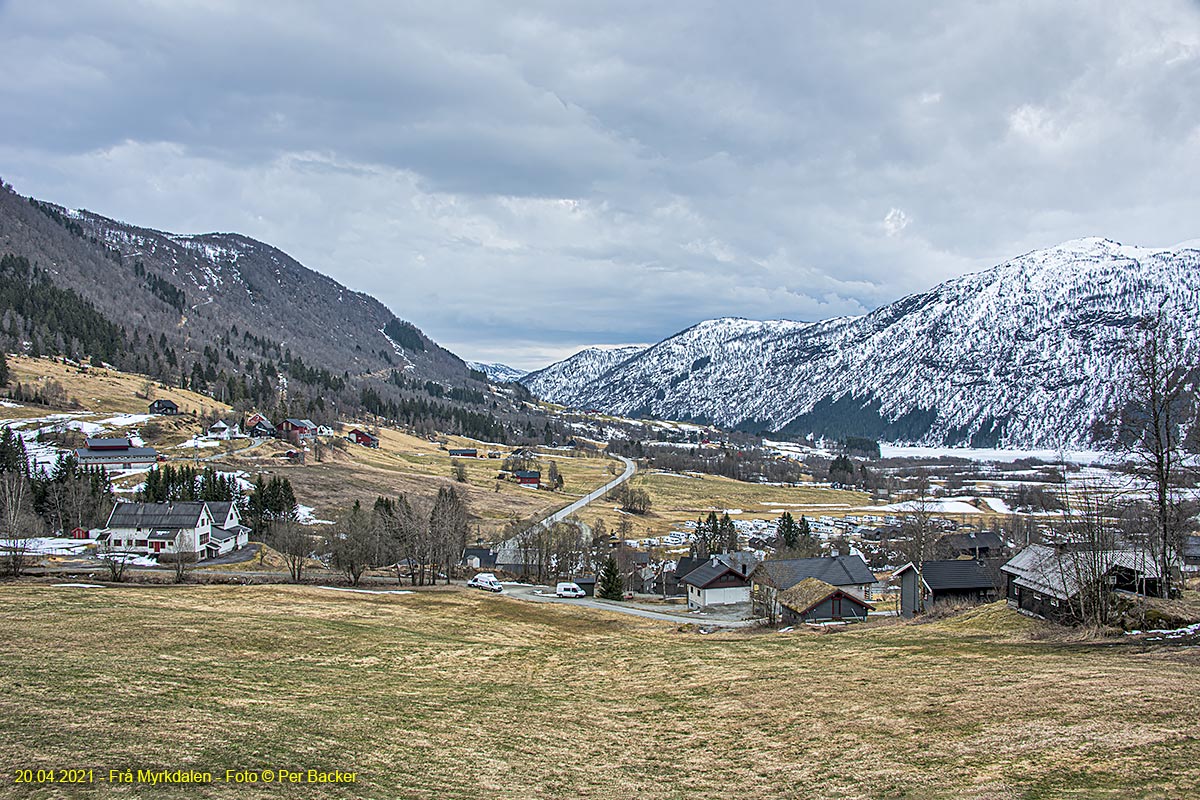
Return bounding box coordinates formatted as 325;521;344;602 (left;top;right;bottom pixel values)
348;428;380;448
514;470;541;487
893;559;1000;618
448;448;478;458
277;418;318;444
74;438;159;473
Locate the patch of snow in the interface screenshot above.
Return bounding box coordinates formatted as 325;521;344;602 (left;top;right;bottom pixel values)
98;413;154;427
53;583;105;588
296;505;334;525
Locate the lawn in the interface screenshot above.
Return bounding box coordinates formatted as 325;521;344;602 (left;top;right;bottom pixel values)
2;584;1198;799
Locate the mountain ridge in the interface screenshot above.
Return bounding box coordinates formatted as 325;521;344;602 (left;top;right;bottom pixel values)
522;237;1200;448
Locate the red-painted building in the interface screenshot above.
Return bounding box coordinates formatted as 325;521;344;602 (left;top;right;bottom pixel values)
515;470;541;487
348;428;379;448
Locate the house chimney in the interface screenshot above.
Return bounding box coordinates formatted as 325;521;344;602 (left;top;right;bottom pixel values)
711;556;719;567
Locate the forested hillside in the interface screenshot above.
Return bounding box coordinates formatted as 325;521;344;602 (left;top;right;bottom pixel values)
0;181;560;442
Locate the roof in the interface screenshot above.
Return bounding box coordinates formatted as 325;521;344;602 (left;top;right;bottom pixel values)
680;556;752;589
942;531;1005;551
673;555;706;580
206;501;236;521
147;529;181;541
83;437;133;450
893;560;997;592
149;399;178;408
778;578;872;615
1001;543;1162;601
515;470;541;479
208;525;249;542
76;447;158;460
752;555;875;590
107;501;210;530
209;420;229;429
283;418;316;428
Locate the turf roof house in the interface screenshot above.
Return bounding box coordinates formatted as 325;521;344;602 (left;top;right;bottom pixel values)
101;500;250;560
778;578;873;624
750;555;876;618
893;560;1000;618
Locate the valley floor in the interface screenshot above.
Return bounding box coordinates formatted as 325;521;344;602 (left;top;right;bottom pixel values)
2;584;1199;799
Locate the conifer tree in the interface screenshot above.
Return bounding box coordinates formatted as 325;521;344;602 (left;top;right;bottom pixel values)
597;556;623;600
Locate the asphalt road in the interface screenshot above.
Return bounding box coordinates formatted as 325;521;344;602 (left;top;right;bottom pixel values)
500;582;762;628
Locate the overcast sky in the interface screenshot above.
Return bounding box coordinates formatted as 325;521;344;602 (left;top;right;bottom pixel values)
2;2;1199;370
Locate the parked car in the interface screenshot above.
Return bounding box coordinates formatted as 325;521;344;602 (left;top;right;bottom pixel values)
555;581;586;598
467;573;503;593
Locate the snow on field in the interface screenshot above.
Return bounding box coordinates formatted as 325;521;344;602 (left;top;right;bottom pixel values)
175;437;219;448
98;413;154;427
318;586;414;596
879;445;1115;465
0;400;23;408
95;552;158;567
0;537;92;555
865;499;983;514
981;497;1014;514
53;583;105;589
296;505;334;525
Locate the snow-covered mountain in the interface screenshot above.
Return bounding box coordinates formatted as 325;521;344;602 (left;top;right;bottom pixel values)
523;238;1200;448
467;361;527;383
522;345;647;404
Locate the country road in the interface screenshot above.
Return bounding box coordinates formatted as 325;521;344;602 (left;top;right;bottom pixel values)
527;453;636;533
500;583;762;628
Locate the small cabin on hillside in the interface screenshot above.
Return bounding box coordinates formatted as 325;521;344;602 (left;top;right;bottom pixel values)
448;447;478;458
148;399;179;415
348;428;380;448
514;470;541;487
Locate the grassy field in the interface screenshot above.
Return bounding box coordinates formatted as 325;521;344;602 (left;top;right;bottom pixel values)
585;471;872;538
2;584;1198;799
6;355;232;418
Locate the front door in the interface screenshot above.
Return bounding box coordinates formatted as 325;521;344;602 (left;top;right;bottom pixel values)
831;596;843;619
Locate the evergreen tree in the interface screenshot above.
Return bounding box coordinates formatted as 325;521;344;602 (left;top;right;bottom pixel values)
720;512;737;553
778;511;800;548
0;351;8;387
597;556;623;600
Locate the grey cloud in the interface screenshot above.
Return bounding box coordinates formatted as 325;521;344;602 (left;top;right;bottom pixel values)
2;1;1199;370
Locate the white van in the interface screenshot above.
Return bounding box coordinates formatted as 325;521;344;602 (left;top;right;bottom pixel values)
555;581;586;598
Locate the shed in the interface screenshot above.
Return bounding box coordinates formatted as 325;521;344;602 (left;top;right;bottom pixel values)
893;559;999;618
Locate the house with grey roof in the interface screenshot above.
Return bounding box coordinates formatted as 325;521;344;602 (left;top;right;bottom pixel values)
679;554;754;609
893;559;1000;618
74;437;158;473
751;555;875;598
1001;543;1164;622
750;554;876;619
100;500;249;561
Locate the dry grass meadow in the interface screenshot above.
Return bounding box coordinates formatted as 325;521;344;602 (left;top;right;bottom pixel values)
585;471;873;538
2;583;1198;799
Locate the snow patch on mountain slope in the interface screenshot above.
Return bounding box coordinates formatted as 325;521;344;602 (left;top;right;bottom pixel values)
526;239;1200;448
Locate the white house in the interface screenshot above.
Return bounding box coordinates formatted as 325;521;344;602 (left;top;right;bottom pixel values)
206;420;243;440
679;555;754;609
100;500;250;561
